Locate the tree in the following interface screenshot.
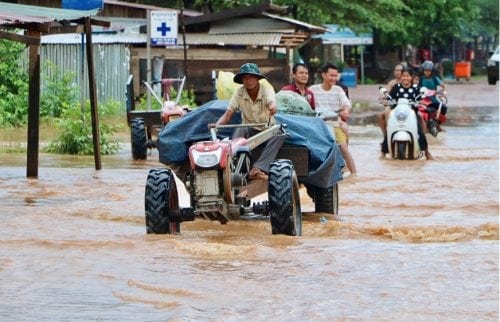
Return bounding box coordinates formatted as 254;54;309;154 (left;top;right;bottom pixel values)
0;39;28;127
124;0;498;61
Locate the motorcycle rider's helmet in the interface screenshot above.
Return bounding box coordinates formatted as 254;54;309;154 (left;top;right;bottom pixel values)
422;60;434;71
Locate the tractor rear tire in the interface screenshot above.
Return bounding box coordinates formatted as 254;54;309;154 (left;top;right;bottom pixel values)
145;168;181;234
131;118;147;160
268;159;302;236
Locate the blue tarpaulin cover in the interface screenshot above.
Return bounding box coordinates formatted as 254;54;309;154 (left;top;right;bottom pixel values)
157;100;344;188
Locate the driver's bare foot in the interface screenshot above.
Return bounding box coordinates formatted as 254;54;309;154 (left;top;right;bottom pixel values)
425;151;434;160
249;167;268;180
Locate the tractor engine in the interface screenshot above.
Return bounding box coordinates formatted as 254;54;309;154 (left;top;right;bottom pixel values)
187;140;234;223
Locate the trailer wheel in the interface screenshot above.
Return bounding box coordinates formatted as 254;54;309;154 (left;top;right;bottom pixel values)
145;168;180;234
268;159;302;236
488;75;497;85
131;118;147;160
307;183;339;215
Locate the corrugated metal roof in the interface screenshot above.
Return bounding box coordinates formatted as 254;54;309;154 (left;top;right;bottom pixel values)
210;18;293;34
0;2;99;26
86;17;146;32
41;32;146;44
41;32;283;46
261;12;326;33
179;32;282;46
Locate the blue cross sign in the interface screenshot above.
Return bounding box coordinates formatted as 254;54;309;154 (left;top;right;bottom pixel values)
150;11;178;46
157;23;171;36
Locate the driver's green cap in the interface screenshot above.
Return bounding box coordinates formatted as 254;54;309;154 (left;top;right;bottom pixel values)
233;63;268;84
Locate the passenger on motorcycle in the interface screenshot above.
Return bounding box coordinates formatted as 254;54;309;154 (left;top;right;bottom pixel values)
378;63;404;138
381;66;434;160
418;60;448;119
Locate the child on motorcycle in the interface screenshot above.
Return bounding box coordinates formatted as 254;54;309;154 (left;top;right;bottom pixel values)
381;66;434;160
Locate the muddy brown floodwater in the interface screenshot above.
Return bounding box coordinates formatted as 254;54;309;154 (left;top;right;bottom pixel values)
0;104;498;321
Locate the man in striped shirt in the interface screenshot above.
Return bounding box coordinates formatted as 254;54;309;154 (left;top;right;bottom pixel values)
309;62;351;120
310;62;355;175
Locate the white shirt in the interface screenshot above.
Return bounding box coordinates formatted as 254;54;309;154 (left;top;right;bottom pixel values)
309;84;351;119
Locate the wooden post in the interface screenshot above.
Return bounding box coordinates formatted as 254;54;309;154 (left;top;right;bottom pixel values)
285;46;291;83
84;17;102;170
26;30;41;178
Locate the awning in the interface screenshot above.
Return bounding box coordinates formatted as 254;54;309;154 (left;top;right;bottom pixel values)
180;32;282;46
318;24;373;45
0;2;100;26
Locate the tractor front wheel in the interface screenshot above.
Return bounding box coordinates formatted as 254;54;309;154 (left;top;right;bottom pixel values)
145;168;181;234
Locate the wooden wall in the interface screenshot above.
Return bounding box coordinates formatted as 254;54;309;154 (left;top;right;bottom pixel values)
164;58;289;104
130;47;289;105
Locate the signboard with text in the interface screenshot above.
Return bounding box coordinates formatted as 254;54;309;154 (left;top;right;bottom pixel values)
150;10;178;46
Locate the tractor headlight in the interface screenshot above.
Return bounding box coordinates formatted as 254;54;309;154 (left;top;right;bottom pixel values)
395;109;409;123
191;147;222;168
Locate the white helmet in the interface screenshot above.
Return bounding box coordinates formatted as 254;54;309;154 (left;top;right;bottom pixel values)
422;60;434;70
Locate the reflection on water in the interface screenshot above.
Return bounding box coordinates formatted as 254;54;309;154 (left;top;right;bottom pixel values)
0;106;498;321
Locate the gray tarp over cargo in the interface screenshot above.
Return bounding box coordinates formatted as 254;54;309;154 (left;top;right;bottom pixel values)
157;100;344;188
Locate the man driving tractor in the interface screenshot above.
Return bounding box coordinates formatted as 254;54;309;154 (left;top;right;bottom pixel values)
210;63;286;181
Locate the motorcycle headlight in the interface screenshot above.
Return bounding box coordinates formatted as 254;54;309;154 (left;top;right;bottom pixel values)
191;147;222;168
395;109;409;122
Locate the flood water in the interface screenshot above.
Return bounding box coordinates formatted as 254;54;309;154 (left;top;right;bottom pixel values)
0;105;498;321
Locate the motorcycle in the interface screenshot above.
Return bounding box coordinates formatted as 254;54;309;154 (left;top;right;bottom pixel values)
379;86;424;160
418;87;448;137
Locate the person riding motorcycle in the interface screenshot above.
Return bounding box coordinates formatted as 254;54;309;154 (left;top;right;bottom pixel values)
418;60;448;134
381;66;433;160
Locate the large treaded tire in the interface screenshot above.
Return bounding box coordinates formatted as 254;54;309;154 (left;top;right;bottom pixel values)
307;183;339;215
145;168;180;234
131;118;147;160
268;159;302;236
488;75;497;85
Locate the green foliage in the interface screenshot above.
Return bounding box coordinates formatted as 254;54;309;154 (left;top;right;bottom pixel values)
136;87;197;110
0;39;28;127
0;48;122;155
45;100;122;155
40;61;79;119
173;86;197;107
127;0;498;50
363;77;377;85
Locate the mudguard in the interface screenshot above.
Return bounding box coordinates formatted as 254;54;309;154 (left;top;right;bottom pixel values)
392;131;412;142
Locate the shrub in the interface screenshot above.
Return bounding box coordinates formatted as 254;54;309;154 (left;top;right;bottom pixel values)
136;86;197;110
40;61;78;120
45;100;122;155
